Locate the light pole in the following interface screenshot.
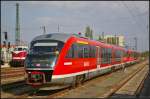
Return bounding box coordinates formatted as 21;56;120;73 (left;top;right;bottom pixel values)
41;26;46;35
58;24;60;32
134;37;137;51
102;32;104;40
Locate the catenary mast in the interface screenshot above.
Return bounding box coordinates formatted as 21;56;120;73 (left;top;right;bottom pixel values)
15;3;20;46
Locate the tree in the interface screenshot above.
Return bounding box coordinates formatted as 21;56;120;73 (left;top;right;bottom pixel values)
112;37;115;45
141;51;149;58
90;30;93;39
85;26;93;39
98;35;103;41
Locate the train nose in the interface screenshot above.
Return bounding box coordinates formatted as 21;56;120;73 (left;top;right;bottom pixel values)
31;73;43;82
27;71;45;86
26;70;53;86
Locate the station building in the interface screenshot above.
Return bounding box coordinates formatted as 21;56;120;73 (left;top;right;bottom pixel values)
103;35;125;47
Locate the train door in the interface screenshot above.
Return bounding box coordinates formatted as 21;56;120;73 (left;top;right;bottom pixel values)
96;46;101;69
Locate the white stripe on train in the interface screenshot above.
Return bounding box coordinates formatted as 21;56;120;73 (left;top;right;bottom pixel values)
13;57;26;59
52;60;136;79
26;60;136;79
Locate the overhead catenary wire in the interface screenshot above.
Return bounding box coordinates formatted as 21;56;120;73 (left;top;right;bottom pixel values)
132;2;149;32
120;1;148;51
121;1;148;33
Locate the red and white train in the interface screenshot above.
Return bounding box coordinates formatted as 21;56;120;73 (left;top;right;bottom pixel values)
25;33;140;88
11;46;28;66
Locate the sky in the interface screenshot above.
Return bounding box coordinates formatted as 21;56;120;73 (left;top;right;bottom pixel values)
1;1;149;52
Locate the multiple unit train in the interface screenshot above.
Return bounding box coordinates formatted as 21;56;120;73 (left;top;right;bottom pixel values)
24;33;140;88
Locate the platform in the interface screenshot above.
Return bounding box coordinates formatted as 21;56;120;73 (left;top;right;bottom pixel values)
53;61;149;98
111;64;149;97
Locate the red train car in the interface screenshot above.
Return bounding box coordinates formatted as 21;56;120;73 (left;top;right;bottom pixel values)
11;46;28;66
25;33;139;89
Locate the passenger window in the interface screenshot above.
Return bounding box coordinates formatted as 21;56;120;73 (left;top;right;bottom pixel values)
90;46;96;58
83;45;89;58
78;44;83;58
66;44;75;58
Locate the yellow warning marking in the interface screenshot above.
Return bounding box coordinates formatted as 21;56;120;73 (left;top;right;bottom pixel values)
77;40;88;44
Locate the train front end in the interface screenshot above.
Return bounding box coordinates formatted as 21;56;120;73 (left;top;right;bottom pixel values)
11;46;28;66
24;34;65;87
25;53;57;86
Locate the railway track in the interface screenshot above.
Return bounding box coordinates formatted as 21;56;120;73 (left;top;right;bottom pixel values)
1;60;148;98
13;71;113;98
102;62;149;98
1;80;34;98
1;67;24;72
1;72;24;79
1;67;24;79
1;69;24;74
4;65;115;98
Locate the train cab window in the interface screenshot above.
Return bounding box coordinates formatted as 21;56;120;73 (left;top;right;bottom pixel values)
14;48;23;51
23;48;28;51
30;41;64;54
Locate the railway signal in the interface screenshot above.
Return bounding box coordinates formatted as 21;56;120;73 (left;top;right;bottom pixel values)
4;32;8;40
3;41;6;47
41;26;46;35
134;37;137;51
8;42;11;49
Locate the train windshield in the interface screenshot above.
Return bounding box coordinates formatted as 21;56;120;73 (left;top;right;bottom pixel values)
25;53;57;68
25;41;64;69
14;47;28;51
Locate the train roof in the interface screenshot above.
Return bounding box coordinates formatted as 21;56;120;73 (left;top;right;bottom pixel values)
31;33;137;52
32;33;74;43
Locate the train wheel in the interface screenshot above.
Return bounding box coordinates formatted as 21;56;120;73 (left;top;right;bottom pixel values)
111;66;115;72
80;74;85;84
76;74;85;86
71;74;85;89
71;76;77;89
